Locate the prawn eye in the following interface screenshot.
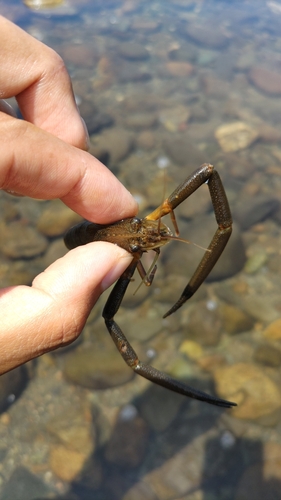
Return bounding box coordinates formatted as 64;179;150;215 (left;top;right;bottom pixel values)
130;217;141;232
130;244;140;253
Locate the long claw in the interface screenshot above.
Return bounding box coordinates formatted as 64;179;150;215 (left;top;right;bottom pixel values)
135;362;236;408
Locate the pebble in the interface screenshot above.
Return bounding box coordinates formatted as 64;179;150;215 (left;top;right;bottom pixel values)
131;18;161;33
179;340;203;360
62;345;134;389
249;66;281;95
0;466;51;500
117;42;150;60
220;302;254;334
235;442;281;500
104;412;149;467
136;385;185;432
116;304;163;341
258;122;281;143
0;366;28;413
84;110;114;135
184;300;223;346
159;105;190;133
215;121;259;152
234;194;280;230
197;49;218;66
184;22;230;49
136;130;156;150
36;200;83;237
165;61;194;77
116;62;152;82
176;182;211;219
168;44;198;63
214;363;281;420
0;221;48;259
244;251;268;274
263;318;281;341
162;217;246;282
164;134;207;167
59;44;99;67
24;0;63;7
49;444;95;482
0;258;39;287
124;112;157;130
90;128;133;165
142;428;216;499
254;343;281;367
202;74;230;98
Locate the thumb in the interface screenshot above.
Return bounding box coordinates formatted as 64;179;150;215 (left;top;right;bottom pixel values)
0;242;132;374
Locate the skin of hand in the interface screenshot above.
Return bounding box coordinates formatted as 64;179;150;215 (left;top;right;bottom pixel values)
0;16;138;374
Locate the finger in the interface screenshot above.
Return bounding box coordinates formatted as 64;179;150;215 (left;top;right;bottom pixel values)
0;242;132;374
0;15;87;149
0;113;138;222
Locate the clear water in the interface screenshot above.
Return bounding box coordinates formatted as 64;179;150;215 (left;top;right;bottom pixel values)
1;1;281;499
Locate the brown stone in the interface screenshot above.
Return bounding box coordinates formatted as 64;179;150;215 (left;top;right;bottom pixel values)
49;445;90;482
215;121;258;152
249;66;281;95
104;414;149;467
263;318;281;340
214;363;281;419
165;61;194;77
36;200;82;237
0;221;48;258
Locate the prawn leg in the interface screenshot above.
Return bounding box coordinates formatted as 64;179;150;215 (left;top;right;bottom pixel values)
147;163;232;317
102;259;236;408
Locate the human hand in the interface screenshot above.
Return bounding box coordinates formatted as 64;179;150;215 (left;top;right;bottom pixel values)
0;16;138;373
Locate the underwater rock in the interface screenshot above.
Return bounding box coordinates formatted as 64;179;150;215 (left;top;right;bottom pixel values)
136;385;184;432
59;44;99;68
36;199;82;237
117;42;150;61
254;343;281;367
185;22;230;49
84;111;114;135
124;112;158;130
249;66;281;95
184;300;223;346
163;217;246;282
165;61;194;77
164;134;207;167
90;127;133;165
159;105;190;132
234;194;280;230
23;0;63;7
235;442;281;500
214;363;281;420
0;466;51;500
263;318;281;341
63;346;134;389
215;121;258;152
136;130;156;150
220;302;254;334
0;221;48;258
104;410;149;467
116;62;152;83
0;366;28;413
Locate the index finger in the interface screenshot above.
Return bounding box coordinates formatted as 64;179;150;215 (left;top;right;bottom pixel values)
0;113;138;223
0;15;87;149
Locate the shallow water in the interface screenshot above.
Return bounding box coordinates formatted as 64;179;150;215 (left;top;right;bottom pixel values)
1;1;281;499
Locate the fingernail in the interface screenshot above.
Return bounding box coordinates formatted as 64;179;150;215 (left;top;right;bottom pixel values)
101;252;132;292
